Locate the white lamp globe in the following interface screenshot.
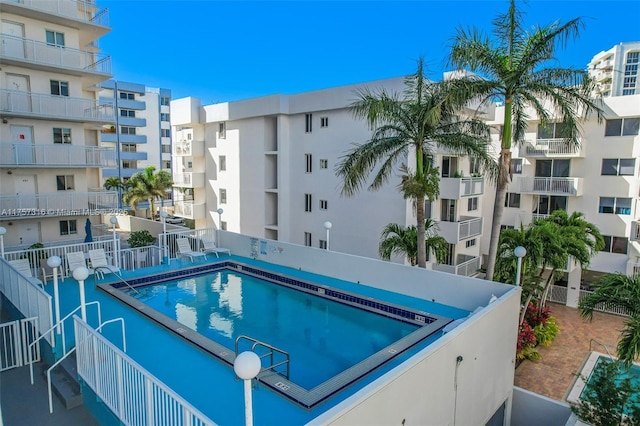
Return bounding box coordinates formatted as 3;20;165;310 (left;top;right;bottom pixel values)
0;227;6;236
217;208;224;215
323;221;332;230
514;246;527;258
47;255;62;269
72;266;90;282
109;216;117;225
233;351;261;380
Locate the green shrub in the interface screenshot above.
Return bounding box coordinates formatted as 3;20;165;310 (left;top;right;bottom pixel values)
127;230;157;248
533;316;560;347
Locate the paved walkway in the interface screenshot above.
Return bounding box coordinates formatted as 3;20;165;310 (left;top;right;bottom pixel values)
514;302;627;401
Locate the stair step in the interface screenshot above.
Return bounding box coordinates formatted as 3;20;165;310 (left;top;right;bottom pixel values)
44;353;83;410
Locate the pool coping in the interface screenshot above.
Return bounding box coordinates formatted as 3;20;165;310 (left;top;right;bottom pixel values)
98;260;453;409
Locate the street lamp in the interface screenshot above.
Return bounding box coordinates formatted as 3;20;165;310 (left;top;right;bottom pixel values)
109;216;119;269
234;351;261;426
47;256;62;334
323;221;332;251
217;208;224;245
72;266;90;322
160;211;169;265
0;226;6;259
514;246;527;286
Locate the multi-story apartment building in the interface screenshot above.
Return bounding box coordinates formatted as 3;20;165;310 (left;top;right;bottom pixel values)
0;0;117;248
97;80;172;192
171;77;489;274
588;41;639;97
480;42;640;305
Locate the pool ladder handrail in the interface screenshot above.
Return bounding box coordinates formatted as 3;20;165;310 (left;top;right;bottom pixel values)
589;338;615;360
92;267;139;293
235;335;290;380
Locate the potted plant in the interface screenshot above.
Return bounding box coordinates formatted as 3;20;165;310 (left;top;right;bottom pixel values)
127;230;157;267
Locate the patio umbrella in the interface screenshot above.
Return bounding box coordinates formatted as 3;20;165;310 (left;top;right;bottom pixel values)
84;218;93;243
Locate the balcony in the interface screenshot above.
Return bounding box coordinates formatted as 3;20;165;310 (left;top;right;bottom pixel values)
119;116;146;127
521;138;583;158
100;133;147;144
174;202;205;220
0;0;109;31
173;172;205;188
0;143;116;167
632;221;640;242
120;151;147;161
117;99;145;110
437;216;483;244
515;176;583;196
433;255;481;277
515;212;551;228
0;90;115;123
0;35;111;81
0;191;118;219
173;140;204;157
440;177;484;199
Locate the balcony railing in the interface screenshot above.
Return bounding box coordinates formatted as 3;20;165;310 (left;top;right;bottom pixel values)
433;255;481;277
632;221;640;242
440;176;484;199
2;0;110;26
515;176;583;196
173;202;205;220
0;143;116;167
0;35;111;75
0;90;115;122
173;172;205;188
173;140;204;157
522;138;583;157
437;217;483;244
0;191;118;218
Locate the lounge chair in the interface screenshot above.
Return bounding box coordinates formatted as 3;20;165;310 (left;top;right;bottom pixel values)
201;239;231;258
176;238;206;262
9;258;45;288
66;251;94;277
40;257;64;283
88;249;121;275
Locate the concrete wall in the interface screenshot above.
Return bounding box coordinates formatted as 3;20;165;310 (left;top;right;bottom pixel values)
511;387;571;426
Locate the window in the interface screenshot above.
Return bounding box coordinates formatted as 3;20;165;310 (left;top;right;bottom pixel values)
161;96;171;106
535;159;570;177
304;232;312;247
511;158;523;174
465;239;476;248
305;114;312;133
469;158;480;175
160;113;170;122
600;235;629;255
320;199;328;210
501;225;515;230
45;30;65;47
220;189;227;204
535;195;567;215
121;126;136;135
601;159;636;176
623;52;639;96
219;155;226;171
53;128;71;144
161;145;170;154
122;144;137;152
305;154;312;173
187;161;193;169
56;175;74;191
599;197;632;215
161;129;170;137
120;109;135;117
122;160;136;169
50;80;69;96
162;160;171;169
304;194;312;212
505;193;520;208
320;159;328;169
467;197;478;211
59;220;77;236
220;221;227;231
319;240;327;249
119;92;135;100
320;117;329;127
218;122;226;139
537;122;571;139
605;118;640;136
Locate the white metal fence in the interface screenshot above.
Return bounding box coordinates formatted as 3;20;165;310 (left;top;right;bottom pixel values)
0;191;118;218
0;143;116;167
159;228;217;262
74;317;215;426
548;285;568;304
523;138;581;156
0;317;40;371
0;258;53;346
579;290;630;317
517;176;581;196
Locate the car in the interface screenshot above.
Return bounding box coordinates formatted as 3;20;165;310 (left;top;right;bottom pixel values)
155;213;185;225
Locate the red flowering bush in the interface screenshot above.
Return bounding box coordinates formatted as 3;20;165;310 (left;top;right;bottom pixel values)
523;302;551;328
517;320;541;361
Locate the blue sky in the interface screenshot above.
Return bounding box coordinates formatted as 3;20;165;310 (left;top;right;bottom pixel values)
100;1;640;103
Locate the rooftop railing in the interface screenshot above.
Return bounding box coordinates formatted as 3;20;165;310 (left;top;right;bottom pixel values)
0;143;116;167
3;0;109;26
433;255;481;277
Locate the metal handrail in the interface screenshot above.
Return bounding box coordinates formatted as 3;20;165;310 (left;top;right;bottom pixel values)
589;338;615;360
92;267;138;293
235;335;290;379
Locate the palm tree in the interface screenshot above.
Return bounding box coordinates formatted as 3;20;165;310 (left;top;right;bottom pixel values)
379;219;448;266
449;0;603;280
103;177;129;209
337;58;493;267
579;273;640;367
123;166;173;217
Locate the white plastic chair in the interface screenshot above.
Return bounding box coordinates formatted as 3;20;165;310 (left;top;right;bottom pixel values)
89;249;121;275
66;251;94;277
201;239;231;258
9;258;45;288
176;238;206;262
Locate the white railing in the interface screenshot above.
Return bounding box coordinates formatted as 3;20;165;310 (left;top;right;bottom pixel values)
0;89;115;121
4;234;112;253
0;143;116;167
0;317;40;371
631;221;640;242
4;0;109;26
439;176;484;199
516;176;582;196
74;317;215;426
173;172;205;188
174;202;205;220
579;290;630;317
0;191;118;218
516;213;551;228
160;228;217;262
523;139;582;157
0;258;54;346
119;246;163;271
173;140;204;157
548;285;568;304
433;256;481;276
439;217;483;243
0;35;111;74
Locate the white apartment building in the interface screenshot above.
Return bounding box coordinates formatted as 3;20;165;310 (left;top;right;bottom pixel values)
97;80;172;200
589;41;640;97
171;78;489;274
0;0;117;249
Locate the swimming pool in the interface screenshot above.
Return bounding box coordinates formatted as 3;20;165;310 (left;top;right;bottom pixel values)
102;260;453;408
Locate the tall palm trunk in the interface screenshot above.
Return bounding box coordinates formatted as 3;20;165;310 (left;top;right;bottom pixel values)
416;195;426;268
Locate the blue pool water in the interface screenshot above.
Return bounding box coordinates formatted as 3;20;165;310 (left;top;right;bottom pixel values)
581;356;640;409
129;269;420;389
